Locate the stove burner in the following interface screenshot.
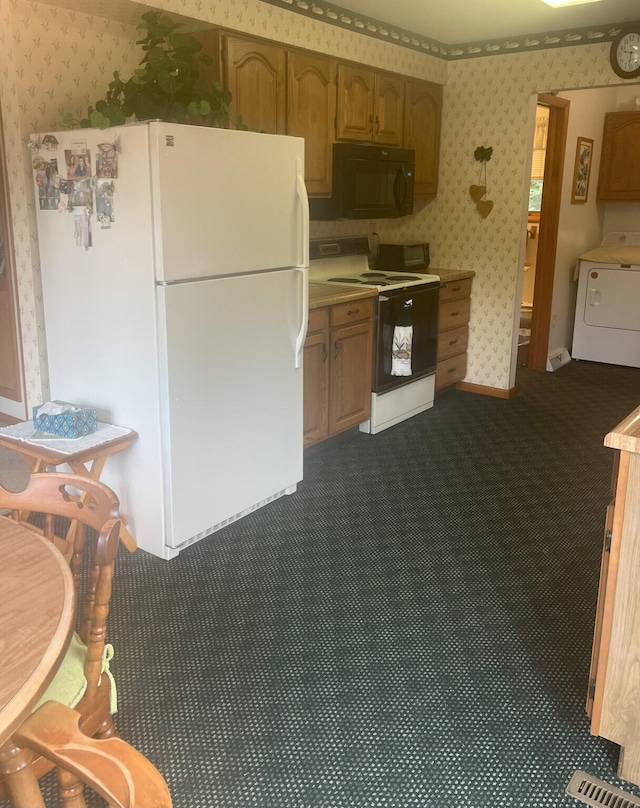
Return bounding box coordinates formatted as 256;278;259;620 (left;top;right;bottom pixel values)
386;275;422;282
361;272;387;278
327;277;361;283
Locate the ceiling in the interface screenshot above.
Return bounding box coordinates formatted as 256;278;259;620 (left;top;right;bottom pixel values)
329;0;640;45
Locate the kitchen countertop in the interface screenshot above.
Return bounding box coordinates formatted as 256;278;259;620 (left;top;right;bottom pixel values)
309;282;378;309
605;405;640;454
432;268;476;283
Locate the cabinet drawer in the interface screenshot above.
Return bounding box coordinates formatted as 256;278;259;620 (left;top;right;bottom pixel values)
307;307;329;334
439;278;473;303
437;325;468;362
436;353;467;390
439;297;471;332
331;298;374;328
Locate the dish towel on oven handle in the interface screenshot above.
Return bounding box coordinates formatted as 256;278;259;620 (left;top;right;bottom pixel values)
391;324;413;376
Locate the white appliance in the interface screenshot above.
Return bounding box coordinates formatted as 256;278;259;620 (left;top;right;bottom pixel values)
573;232;640;368
309;237;440;434
31;122;309;559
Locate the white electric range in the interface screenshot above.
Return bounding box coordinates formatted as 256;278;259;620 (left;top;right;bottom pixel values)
309;237;441;434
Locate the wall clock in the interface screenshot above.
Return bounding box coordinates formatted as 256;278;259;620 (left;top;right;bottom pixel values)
610;28;640;79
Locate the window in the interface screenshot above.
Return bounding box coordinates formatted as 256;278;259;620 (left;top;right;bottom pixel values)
528;179;544;212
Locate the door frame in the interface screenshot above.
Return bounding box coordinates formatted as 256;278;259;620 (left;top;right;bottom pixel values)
0;104;25;415
527;93;570;372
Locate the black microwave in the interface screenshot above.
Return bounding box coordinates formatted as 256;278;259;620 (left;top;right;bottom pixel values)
310;143;415;220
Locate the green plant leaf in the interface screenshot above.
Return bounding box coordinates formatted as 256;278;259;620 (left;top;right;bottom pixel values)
62;11;231;129
157;70;181;94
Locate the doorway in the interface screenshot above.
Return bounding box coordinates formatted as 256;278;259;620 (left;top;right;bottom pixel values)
525;93;570;372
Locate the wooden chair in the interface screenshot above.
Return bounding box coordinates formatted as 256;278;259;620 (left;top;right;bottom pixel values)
0;473;127;807
14;701;171;807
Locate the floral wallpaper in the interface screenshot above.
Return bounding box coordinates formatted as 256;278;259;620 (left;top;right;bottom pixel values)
0;0;636;414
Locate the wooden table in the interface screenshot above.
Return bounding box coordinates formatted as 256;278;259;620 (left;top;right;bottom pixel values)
0;422;138;552
0;516;75;807
0;517;75;747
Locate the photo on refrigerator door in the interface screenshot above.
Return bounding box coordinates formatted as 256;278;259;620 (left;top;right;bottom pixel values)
68;179;93;213
96;143;118;178
65;149;92;179
34;158;61;211
96;180;115;228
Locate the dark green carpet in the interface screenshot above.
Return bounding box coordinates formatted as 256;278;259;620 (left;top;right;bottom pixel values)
11;360;640;807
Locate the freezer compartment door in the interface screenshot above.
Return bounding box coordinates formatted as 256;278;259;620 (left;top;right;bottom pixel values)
148;123;307;282
157;269;304;548
583;267;640;330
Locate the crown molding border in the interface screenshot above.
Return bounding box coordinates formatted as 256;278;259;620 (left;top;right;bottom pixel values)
261;0;640;61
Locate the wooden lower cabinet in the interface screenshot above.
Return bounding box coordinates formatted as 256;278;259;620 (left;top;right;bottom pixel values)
304;298;373;448
587;409;640;787
435;277;473;391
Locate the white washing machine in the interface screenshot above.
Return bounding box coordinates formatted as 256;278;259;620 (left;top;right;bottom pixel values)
573;232;640;368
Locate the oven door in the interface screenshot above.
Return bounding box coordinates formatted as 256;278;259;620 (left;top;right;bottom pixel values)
374;284;439;393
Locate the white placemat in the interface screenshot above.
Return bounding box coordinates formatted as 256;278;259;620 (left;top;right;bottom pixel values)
0;421;133;456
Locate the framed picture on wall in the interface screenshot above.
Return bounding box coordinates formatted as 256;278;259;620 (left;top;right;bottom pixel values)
571;137;594;203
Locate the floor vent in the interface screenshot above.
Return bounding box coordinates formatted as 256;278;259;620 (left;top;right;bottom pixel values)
566;770;640;808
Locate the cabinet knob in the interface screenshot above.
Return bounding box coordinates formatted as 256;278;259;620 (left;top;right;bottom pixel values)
347;308;360;317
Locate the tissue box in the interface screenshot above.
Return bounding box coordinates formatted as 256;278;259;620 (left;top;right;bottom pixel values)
32;401;98;438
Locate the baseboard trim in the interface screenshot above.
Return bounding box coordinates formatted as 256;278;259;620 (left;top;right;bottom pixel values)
455;381;517;399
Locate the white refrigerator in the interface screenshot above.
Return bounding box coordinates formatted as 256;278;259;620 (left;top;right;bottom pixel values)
31;122;309;559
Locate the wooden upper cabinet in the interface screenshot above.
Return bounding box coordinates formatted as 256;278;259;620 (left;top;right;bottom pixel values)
404;79;442;197
336;64;374;142
221;35;286;133
336;64;403;146
597;111;640;202
375;73;404;146
287;51;337;196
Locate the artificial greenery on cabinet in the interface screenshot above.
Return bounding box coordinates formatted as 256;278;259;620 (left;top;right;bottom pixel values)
64;11;245;130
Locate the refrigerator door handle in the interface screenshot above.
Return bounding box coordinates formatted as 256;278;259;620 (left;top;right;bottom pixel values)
295;157;309;269
294;266;309;369
294;157;309;369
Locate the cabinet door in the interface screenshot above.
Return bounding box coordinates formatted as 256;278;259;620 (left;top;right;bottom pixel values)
336;64;375;142
586;498;616;721
595;449;640;784
329;321;373;435
404;79;442;196
303;323;330;448
288;51;337;196
222;35;286;133
374;74;404;146
597;112;640;201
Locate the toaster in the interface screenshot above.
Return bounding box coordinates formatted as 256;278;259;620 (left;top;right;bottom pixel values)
375;242;430;271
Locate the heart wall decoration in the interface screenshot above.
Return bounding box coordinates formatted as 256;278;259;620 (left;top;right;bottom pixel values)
469;145;494;219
